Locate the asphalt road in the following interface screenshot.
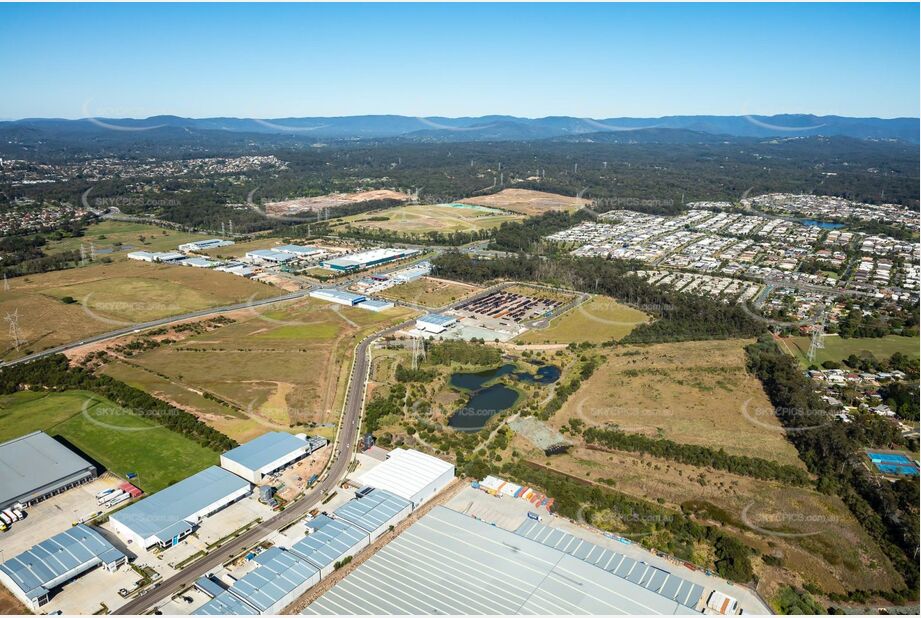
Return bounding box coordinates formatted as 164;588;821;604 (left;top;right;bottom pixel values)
0;289;314;368
112;317;414;615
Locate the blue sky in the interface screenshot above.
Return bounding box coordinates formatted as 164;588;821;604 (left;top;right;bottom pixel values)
1;2;918;119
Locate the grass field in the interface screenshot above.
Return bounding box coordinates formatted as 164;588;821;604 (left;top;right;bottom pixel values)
782;334;920;366
0;260;277;360
552;338;804;466
336;202;524;234
379;277;482;308
0;390;217;492
517;295;649;343
109;298;415;441
45;220;208;260
459;188;589;216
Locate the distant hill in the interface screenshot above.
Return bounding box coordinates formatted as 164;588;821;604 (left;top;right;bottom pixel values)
2;113;917;143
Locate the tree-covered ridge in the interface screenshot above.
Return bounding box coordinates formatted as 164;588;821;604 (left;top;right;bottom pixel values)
745;335;919;599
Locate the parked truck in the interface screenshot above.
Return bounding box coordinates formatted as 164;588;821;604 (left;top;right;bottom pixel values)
105;492;131;508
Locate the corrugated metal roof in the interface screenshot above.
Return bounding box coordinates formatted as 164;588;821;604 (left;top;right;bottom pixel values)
222;432;307;472
0;524;124;601
111;466;249;542
290;517;368;570
310;289;366;303
355;448;453;503
417;313;457;326
302;506;697;615
0;431;95;509
229;548;318;612
276;244;321;255
333;488;410;533
194;589;259;615
514;519;704;610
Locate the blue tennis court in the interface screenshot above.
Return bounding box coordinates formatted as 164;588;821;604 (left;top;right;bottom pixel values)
868;452;919;476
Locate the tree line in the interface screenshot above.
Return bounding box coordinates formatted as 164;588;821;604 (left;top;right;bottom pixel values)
0;355;236;452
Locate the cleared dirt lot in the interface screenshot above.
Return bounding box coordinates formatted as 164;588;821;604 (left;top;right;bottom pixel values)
553;338;804;466
337;203;523;234
460;188;589;215
265;189;411;216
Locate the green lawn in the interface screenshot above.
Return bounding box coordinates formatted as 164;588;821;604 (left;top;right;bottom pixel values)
517;295;649;344
0;390;217;492
784;334;920;366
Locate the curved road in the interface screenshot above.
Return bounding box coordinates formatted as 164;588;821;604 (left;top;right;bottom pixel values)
0;289;314;368
113;317;414;615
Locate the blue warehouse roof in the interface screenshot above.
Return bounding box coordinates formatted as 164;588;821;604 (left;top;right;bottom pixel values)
0;524;125;602
222;432;307;472
291;516;368;570
333;488;411;534
230;548;319;612
111;466;249;542
417;313;456;326
194;590;259;615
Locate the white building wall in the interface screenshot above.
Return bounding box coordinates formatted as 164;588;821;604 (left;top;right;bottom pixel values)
0;568;39;610
364;503;411;542
108;516;150;548
219;456;261;484
187;484;251;524
410;466;455;507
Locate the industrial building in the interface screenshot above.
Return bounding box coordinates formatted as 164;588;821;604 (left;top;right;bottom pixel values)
355;448;454;507
303;507;701;615
0;524;127;610
215;262;255;277
0;431;97;510
195;548;319;615
220;432;327;484
290;515;369;577
127;250;186;263
321;248;420;273
178;239;235;252
309;289;366;306
515;519;705;611
194;589;258;615
181;257;218;268
332;487;411;542
109;466;251;549
357;299;394;312
415;312;458;334
245;249;297;265
275;244;325;259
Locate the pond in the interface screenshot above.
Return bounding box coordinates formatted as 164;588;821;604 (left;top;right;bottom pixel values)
799;218;845;230
447;363;561;431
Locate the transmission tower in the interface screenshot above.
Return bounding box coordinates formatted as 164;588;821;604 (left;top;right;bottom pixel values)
410;335;426;371
2;274;9;292
807;308;826;363
4;310;22;349
89;243;96;261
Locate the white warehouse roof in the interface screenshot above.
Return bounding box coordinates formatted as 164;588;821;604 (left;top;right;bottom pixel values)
221;432;308;473
355;448;454;504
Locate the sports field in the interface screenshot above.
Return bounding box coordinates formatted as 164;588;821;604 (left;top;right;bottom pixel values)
337;202;524;234
0;260;277;360
111;298;415;441
0;390;217;492
552;338;804;466
45;220;209;260
517;295;648;343
380;277;482;308
781;334;920;366
459;188;589;216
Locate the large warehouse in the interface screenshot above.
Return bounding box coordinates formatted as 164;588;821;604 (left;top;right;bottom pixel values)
309;289;366;306
109;466;251;549
291;515;369;577
415;313;458;334
355;448;454;507
332;487;411;542
221;432;327;484
0;431;97;510
0;524;127;610
321;248;419;273
302;507;701;615
195;548;319;615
